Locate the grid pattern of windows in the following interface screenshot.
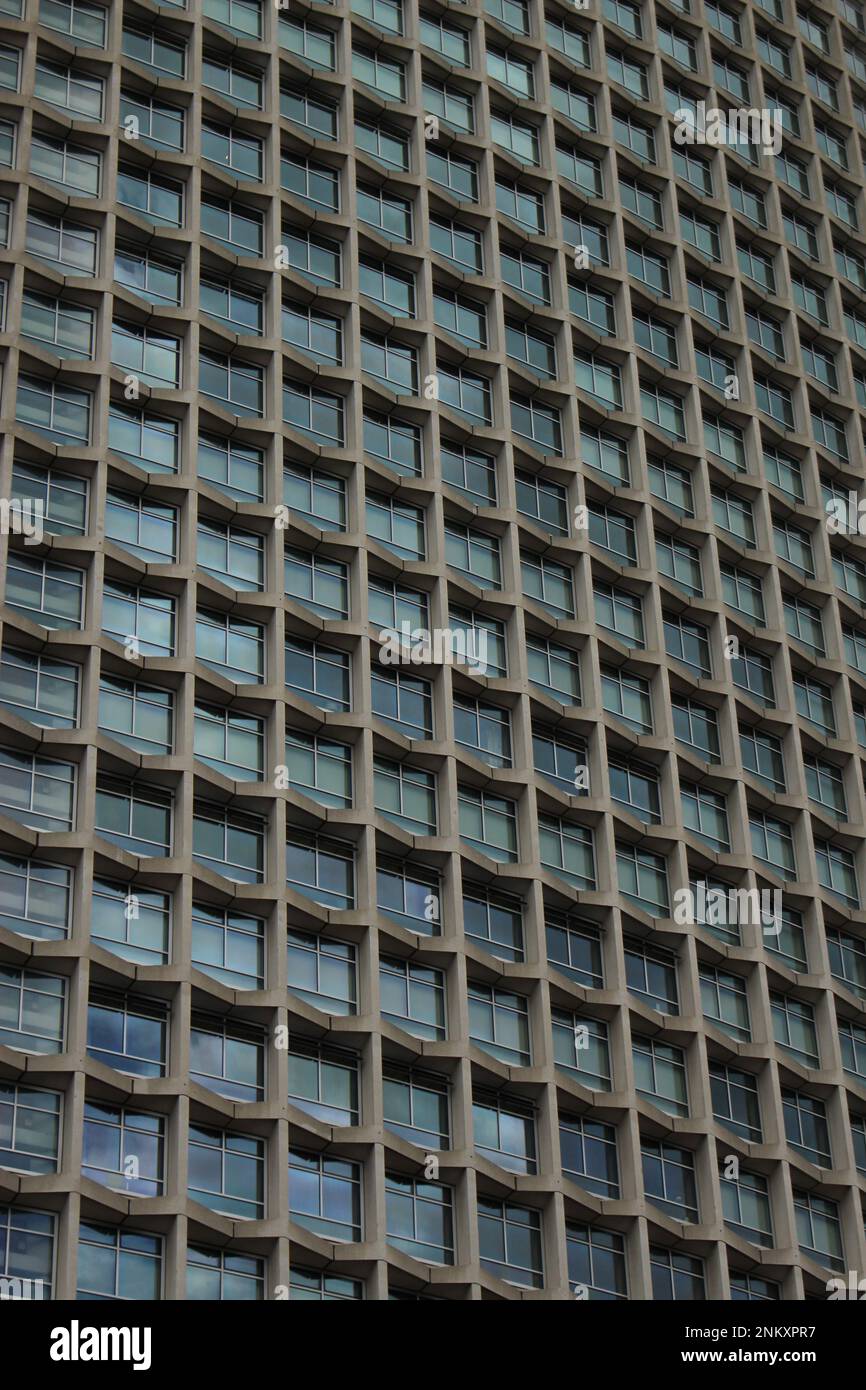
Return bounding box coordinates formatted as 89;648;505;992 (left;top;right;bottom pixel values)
1;0;865;1304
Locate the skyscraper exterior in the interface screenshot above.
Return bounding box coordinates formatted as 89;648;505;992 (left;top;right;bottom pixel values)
1;0;866;1304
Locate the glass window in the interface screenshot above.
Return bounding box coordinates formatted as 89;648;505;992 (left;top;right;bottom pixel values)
0;855;71;942
794;1190;844;1271
191;902;264;990
546;912;602;988
381;956;445;1040
377;856;441;936
602;666;652;734
284;461;346;529
290;1149;360;1241
617;842;668;916
202;196;263;257
87;989;167;1077
190;1013;264;1102
204;55;262;109
200;434;264;502
0;1205;55;1296
0;748;74;833
772;992;818;1066
288;928;356;1012
642;1139;698;1221
0;646;79;729
286;730;352;808
560;1114;619;1198
386;1173;452;1263
189;1127;264;1220
463;885;523;962
0;967;65;1054
289;1039;359;1127
91;879;170;966
383;1064;449;1149
187;1247;264;1301
202;277;263;334
473;1090;536;1174
469;983;530;1065
82;1102;164;1195
196;608;264;684
478;1199;543;1288
77;1224;162;1300
205;0;263;38
94;777;171;857
281;83;337;139
43;0;107;43
285;638;350;711
0;1084;60;1174
193;802;265;883
286;833;355;911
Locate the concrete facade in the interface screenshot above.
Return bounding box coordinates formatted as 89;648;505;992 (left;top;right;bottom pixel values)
0;0;865;1300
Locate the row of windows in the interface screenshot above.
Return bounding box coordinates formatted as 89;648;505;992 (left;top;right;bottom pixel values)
0;1142;853;1293
8;337;866;502
9;534;866;748
5;1048;856;1181
1;627;863;851
15;0;866;59
0;806;858;977
10;0;866;139
11;258;866;442
4;919;866;1082
0;1193;844;1301
0;736;859;921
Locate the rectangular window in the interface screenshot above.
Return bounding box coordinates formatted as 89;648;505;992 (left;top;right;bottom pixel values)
91;878;169;966
77;1224;162;1300
16;375;91;446
0;967;65;1054
193;803;265;883
464;885;523;962
82;1103;164;1195
0;855;71;942
286;730;351;808
381;956;445;1040
386;1173;452;1263
0;748;74;833
560;1114;619;1198
0;1083;60;1174
289;1039;359;1127
288;928;356;1012
191;902;263;990
286;834;355;911
469;984;530;1065
383;1064;449;1148
0;1205;55;1295
553;1009;610;1088
87;989;167;1077
190;1013;264;1102
189;1127;264;1220
196;608;263;684
291;1148;360;1242
0;646;79;729
377;857;440;936
285;638;350;711
479;1200;543;1288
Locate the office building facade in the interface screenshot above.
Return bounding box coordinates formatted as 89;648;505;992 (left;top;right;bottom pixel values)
0;0;866;1301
